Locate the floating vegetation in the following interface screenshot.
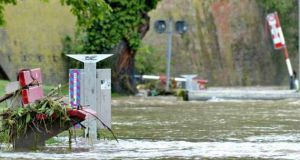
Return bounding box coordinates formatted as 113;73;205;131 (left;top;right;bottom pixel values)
0;86;74;150
0;85;118;151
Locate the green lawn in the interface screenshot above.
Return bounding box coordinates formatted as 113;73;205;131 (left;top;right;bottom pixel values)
0;80;9;110
0;80;9;96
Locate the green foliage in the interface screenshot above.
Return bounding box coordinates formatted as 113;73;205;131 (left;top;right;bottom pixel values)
257;0;295;14
45;137;61;145
175;89;185;98
75;0;160;54
0;80;8;96
0;86;70;144
135;43;165;74
0;130;9;144
0;0;16;25
60;0;111;28
62;0;160;75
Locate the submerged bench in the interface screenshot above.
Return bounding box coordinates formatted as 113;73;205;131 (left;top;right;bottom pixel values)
1;68;95;150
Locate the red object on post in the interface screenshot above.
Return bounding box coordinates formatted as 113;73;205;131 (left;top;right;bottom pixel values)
159;75;167;84
67;107;97;123
67;109;86;121
19;68;42;87
196;79;208;90
266;12;286;50
21;86;44;105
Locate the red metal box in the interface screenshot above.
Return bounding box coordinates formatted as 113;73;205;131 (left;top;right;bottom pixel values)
21;86;44;105
19;68;42;87
67;109;86;121
196;79;208;90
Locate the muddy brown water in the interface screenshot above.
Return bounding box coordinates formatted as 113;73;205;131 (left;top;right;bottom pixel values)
1;96;300;159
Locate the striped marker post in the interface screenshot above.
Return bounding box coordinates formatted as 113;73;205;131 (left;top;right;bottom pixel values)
267;12;295;89
69;69;81;108
67;54;113;141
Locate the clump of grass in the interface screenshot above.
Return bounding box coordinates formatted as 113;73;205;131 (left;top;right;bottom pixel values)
0;86;71;145
0;80;9;96
45;137;61;145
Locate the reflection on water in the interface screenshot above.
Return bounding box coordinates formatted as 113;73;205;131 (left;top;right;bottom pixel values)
1;97;300;159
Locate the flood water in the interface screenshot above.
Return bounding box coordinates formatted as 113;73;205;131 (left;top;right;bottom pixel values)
1;96;300;159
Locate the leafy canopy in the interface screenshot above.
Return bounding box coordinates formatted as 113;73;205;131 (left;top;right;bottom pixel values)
60;0;111;28
78;0;160;54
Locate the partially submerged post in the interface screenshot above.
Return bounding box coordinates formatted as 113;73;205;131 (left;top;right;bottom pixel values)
0;68;91;150
266;12;295;89
181;75;198;91
67;54;113;140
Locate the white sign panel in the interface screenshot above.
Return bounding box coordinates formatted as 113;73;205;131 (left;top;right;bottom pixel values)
67;54;113;63
266;12;285;50
101;80;111;90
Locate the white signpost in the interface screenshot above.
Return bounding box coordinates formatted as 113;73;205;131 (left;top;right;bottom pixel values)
67;54;113;140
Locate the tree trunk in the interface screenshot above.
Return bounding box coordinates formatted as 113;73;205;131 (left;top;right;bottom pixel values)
111;40;137;94
112;13;150;94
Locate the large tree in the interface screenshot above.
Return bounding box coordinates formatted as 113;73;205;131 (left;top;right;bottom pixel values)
72;0;160;94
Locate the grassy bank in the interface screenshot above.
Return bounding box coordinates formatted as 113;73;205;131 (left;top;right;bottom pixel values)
0;80;8;96
0;80;9;111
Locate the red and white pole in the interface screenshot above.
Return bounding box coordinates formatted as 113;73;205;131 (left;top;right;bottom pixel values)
267;12;295;88
283;46;293;77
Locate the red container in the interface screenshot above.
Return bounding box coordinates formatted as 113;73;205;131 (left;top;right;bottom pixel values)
21;86;44;105
67;109;86;121
19;68;42;87
196;79;208;90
